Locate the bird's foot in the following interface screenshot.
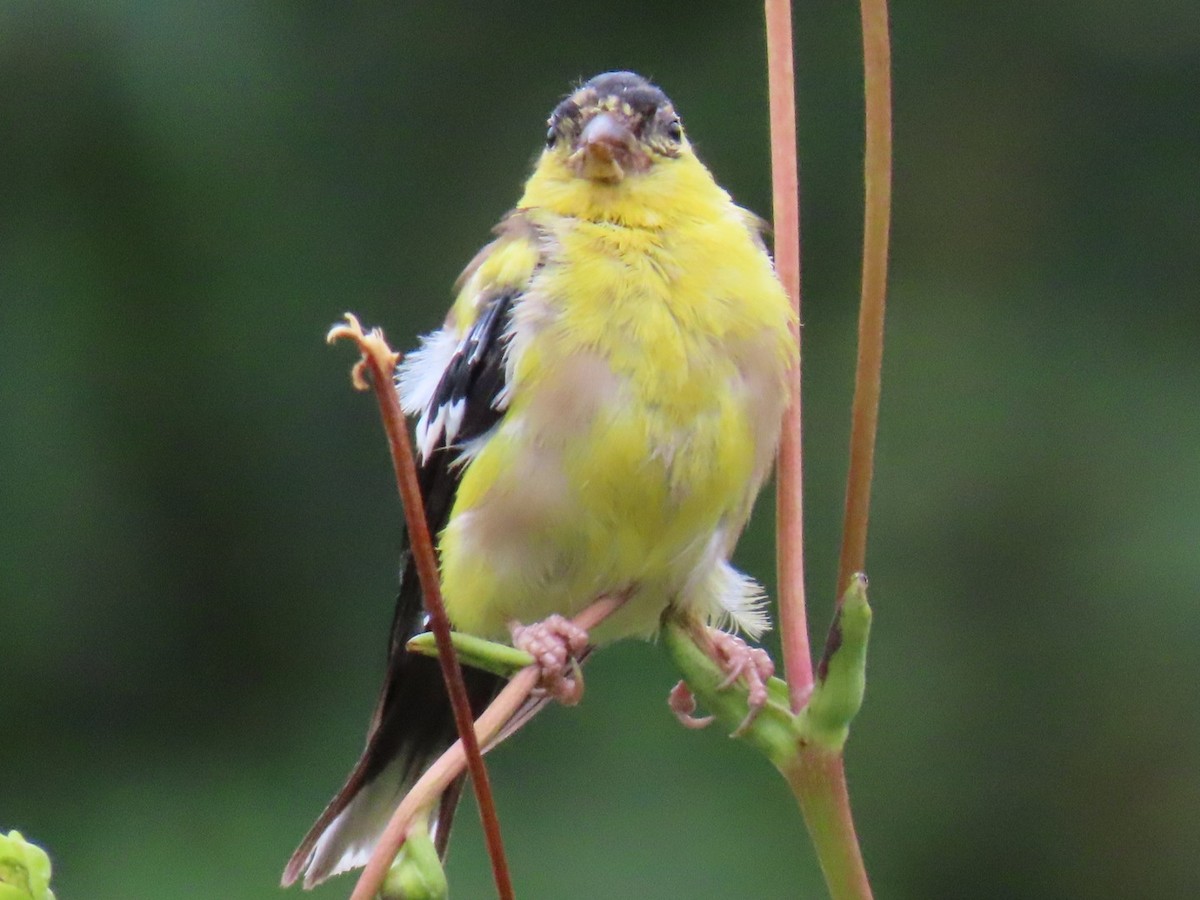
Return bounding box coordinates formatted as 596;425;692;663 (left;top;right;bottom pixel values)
706;628;774;736
510;615;590;705
668;680;714;730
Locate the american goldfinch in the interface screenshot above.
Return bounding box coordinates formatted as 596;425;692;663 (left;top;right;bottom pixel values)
284;70;795;888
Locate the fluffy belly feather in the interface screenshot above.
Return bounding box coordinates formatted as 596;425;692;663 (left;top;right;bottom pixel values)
438;347;757;642
438;221;787;642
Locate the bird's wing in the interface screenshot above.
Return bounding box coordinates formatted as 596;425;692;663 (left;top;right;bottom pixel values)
283;213;543;888
401;284;519;546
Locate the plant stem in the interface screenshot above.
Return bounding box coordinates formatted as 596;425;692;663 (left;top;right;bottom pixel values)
328;317;514;900
765;0;814;713
763;0;888;895
836;0;892;598
784;750;873;899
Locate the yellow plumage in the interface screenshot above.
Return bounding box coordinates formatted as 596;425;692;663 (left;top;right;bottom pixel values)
406;76;795;643
286;71;795;889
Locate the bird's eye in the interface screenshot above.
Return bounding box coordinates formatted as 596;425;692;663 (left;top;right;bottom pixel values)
665;117;683;142
546;123;558;148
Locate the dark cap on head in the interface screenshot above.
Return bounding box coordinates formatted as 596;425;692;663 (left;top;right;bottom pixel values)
550;71;674;127
579;71;670;114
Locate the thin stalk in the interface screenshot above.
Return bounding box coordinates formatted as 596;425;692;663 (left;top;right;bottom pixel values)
763;0;887;896
836;0;892;598
328;317;514;900
784;751;873;899
765;0;814;713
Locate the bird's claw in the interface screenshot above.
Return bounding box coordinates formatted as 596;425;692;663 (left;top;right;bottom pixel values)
668;680;714;730
707;629;774;736
510;615;590;705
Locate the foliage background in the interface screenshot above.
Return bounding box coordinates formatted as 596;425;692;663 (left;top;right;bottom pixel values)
2;2;1197;897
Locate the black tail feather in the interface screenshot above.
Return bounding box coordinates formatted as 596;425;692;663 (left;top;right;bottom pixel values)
282;559;502;888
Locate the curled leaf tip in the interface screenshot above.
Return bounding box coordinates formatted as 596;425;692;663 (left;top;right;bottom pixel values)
326;312;365;345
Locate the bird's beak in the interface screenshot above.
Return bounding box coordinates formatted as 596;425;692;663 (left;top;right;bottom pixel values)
572;112;643;183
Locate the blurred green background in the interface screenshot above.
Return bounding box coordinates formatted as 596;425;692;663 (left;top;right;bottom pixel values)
2;1;1197;897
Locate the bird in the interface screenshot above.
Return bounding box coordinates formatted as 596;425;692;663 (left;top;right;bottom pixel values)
283;70;796;889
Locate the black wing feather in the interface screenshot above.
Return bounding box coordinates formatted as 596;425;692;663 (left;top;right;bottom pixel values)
409;291;515;569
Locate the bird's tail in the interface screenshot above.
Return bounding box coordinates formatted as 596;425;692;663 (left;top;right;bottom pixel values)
282;560;502;889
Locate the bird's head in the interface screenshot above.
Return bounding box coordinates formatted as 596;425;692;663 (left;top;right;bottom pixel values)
544;71;685;185
520;72;726;227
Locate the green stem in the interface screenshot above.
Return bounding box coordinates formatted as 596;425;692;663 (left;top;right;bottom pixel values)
783;751;873;900
407;631;535;678
662;580;873;899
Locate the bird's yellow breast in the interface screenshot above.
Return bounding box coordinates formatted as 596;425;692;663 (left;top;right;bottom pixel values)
439;152;794;641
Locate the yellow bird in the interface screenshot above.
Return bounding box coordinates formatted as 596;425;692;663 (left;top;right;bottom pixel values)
284;71;796;888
